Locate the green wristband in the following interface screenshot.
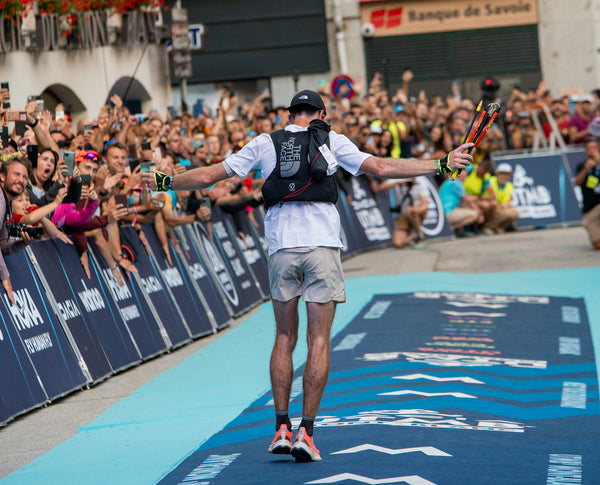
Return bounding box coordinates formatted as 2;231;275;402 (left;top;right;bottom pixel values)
435;154;451;176
154;172;172;192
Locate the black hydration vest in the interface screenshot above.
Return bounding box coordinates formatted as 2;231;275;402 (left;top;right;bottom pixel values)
262;128;338;208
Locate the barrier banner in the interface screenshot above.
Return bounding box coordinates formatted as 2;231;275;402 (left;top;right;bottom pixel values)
140;224;215;338
337;176;392;252
376;175;454;240
29;241;113;381
123;225;195;345
492;153;581;228
43;238;141;373
0;293;48;424
220;210;270;300
336;191;363;259
87;239;169;359
1;251;87;402
175;225;232;330
208;206;263;312
245;206;269;260
562;148;586;209
189;217;261;317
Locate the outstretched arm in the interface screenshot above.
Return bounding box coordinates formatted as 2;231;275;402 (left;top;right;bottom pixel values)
360;143;473;179
142;163;230;192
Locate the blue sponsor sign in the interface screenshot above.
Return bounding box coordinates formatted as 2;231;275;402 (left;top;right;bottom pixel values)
190;218;259;318
492;153;581;228
176;225;231;330
338;176;392;251
220;211;269;300
376;175;454;240
123;226;193;345
29;241;113;381
1;251;87;402
87;239;168;359
140;224;215;338
198;206;263;317
0;292;47;423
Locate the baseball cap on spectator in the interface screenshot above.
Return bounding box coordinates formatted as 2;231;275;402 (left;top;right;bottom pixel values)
394;104;405;114
580;95;594;103
370;125;383;134
496;163;513;173
287;90;326;115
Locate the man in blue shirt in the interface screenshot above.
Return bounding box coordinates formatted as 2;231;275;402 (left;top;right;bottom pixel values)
439;177;482;237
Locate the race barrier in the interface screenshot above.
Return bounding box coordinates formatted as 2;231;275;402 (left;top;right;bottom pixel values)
0;153;585;425
492;150;582;229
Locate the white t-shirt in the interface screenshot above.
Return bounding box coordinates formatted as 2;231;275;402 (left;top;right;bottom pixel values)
223;124;371;255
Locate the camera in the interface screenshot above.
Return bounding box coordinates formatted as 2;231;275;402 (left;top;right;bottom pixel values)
7;222;44;239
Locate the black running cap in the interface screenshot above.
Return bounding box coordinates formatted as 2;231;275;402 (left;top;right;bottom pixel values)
287;90;326;114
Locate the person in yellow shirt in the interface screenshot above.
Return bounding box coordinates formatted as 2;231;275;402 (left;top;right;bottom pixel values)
463;159;496;231
370;106;409;159
483;163;520;233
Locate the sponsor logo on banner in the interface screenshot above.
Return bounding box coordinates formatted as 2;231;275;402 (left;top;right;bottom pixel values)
189;262;207;281
511;163;557;219
141;276;163;294
4;289;43;331
350;178;391;241
102;269;132;302
161;267;184;288
56;299;81;320
422;177;446;236
194;223;239;307
316;409;526;433
77;280;106;313
3;288;53;354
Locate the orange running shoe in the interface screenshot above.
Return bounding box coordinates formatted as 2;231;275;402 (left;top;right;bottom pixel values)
267;424;293;455
290;427;321;462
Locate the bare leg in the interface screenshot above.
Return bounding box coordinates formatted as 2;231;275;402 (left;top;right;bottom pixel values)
302;301;336;417
270;297;300;411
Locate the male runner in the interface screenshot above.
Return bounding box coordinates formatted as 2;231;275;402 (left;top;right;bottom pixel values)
143;89;472;462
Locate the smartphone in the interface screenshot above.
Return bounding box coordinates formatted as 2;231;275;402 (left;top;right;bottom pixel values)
14;121;26;137
129;158;140;172
37;99;44;116
114;194;129;207
243;177;253;192
27;95;38;103
62;151;75;175
1;82;9;109
167;105;176;119
200;196;211;208
141;140;151;151
80;174;91;188
0;126;8;148
83;124;92;135
3;111;27;123
151;146;162;161
27;144;38;167
55;110;65;120
180;126;188;136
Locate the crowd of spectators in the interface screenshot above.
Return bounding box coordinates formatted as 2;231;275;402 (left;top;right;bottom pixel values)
0;71;597;297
